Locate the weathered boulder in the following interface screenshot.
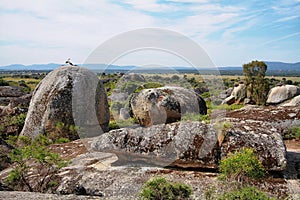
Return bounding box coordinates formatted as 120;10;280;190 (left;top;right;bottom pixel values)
130;86;207;127
122;73;146;82
92;120;287;171
92;121;219;168
20;66;110;140
119;108;130;120
281;95;300;107
266;85;300;104
0;86;25;97
222;83;246;105
221;130;286;171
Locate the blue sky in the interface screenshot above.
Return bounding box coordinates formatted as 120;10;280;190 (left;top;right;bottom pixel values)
0;0;299;67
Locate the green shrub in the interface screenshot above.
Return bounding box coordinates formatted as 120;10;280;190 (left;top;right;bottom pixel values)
54;137;70;144
219;148;266;182
201;92;211;98
139;177;192;200
109;118;137;130
4;135;68;192
0;78;9;86
218;186;276;200
288;126;300;140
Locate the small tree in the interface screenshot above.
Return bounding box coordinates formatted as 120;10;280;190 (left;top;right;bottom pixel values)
243;60;269;105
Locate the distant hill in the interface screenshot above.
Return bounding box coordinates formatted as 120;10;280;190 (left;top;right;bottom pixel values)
219;61;300;71
0;61;299;73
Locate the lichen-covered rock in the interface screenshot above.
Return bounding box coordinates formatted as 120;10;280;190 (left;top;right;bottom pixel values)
92;121;219;169
220;130;286;171
266;85;300;104
92;119;287;171
130;86;207;127
20;66;110;140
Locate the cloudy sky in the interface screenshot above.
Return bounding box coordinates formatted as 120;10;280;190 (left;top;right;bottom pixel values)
0;0;299;67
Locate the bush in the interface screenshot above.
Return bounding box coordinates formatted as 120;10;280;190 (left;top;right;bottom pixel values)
139;177;192;200
288;126;300;140
5;135;68;192
219;148;266;182
218;186;276;200
0;78;9;86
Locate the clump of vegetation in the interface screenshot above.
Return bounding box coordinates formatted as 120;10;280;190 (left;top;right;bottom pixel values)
139;177;192;200
218;148;266;182
181;113;210;124
109;118;137;130
243;60;269;105
0;77;9;86
286;126;300;140
217;186;276;200
0;113;27;139
214;103;244;111
50;121;79;141
4;135;68;192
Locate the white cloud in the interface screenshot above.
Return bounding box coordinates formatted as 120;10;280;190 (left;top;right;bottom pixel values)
275;15;299;23
122;0;176;12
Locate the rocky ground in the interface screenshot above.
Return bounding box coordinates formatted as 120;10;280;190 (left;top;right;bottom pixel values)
1;105;299;200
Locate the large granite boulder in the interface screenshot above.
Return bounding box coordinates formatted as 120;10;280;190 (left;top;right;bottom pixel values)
92;121;219;168
266;85;300;104
20;66;110;140
92;121;287;171
130;86;207;127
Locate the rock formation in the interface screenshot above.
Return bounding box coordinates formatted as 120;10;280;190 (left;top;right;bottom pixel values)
222;83;246;105
130;86;207;127
92;121;287;171
266;85;300;104
20;66;110;140
281;95;300;107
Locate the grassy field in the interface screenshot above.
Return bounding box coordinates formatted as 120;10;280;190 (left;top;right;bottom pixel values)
2;77;41;90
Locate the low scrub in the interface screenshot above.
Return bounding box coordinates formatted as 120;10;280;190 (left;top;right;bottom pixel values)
219;148;266;182
139;177;192;200
4;135;68;192
286;126;300;140
218;186;276;200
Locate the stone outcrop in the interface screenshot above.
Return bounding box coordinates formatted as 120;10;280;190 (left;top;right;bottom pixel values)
281;95;300;107
130;86;207;127
122;73;146;82
92;122;219;168
266;85;300;104
222;83;246;105
92;121;287;171
20;66;110;140
221;130;286;171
